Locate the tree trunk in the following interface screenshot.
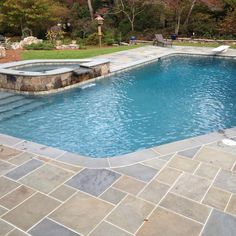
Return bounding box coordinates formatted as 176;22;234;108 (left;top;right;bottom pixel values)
87;0;94;22
175;14;181;35
184;0;197;26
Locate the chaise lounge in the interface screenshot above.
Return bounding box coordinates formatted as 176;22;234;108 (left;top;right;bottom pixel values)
153;34;172;47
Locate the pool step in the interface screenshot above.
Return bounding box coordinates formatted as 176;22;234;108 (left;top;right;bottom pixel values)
0;91;44;121
0;95;25;106
0;101;44;121
0;91;14;100
0;99;34;113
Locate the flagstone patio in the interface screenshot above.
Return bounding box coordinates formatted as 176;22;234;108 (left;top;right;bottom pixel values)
0;127;236;236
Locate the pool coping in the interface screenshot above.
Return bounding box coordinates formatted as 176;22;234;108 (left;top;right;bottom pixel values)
1;47;236;168
0;59;109;77
1;127;236;169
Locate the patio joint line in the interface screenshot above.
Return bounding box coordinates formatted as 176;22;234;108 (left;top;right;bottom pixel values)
200;168;222;204
0;217;31;236
198;208;214;236
26;190;79;234
224;193;233;212
158;205;204;225
133;171;185;235
46;217;85;236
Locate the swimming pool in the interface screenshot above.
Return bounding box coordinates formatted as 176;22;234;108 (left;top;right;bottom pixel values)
0;55;236;158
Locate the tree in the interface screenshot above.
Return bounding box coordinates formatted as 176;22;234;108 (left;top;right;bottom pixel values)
87;0;94;21
114;0;148;31
0;0;68;37
220;7;236;35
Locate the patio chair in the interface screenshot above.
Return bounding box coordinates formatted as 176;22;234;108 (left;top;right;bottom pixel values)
153;34;172;47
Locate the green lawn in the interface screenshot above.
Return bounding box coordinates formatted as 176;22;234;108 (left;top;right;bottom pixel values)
22;45;144;60
173;41;236;49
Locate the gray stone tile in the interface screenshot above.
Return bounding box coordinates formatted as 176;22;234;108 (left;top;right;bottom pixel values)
109;149;158;167
29;218;80;236
195;147;236;170
66;168;120;197
142;158;166;170
214;170;236;193
8;152;36;166
106;195;154;234
0;176;20;198
160;193;211;223
113;164;158;182
153;138;201;155
155;167;182;186
202;209;236;236
113;175;146;195
20;164;74;194
159;153;174;161
136;207;202;236
89;221;132;236
203;187;231;210
178;146;201;159
0;134;22;146
226;194;236;216
171;173;211;201
58;152;109;168
5;159;43;180
0;219;14;235
15;140;64;159
100;187;127;204
2;193;60;231
139;180;169;204
50;191;113;235
194;163;219;180
168;155;199;173
50;184;76;202
47;160;82;173
0;185;35;209
0;145;22;161
0;160;15;176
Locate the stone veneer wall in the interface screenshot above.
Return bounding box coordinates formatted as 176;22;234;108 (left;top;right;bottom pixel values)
0;62;109;92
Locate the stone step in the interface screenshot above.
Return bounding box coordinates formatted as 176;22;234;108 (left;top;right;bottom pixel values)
0;101;44;121
0;91;14;100
0;95;25;106
0;99;34;113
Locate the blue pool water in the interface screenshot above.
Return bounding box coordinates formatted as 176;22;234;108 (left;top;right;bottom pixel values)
1;55;236;158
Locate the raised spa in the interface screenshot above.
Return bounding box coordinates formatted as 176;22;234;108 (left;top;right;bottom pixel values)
0;55;236;158
0;59;110;93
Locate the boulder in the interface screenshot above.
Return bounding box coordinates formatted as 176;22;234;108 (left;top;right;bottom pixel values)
0;46;6;58
11;36;42;50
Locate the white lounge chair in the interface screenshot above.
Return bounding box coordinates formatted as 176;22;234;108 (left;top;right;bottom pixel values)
212;45;230;54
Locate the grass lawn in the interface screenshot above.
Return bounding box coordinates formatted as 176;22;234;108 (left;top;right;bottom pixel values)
22;44;144;60
174;41;236;49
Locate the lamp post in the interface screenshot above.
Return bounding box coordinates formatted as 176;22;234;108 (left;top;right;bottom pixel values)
95;15;104;48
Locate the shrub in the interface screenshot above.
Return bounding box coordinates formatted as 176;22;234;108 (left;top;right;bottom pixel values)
86;33;98;45
24;42;55;50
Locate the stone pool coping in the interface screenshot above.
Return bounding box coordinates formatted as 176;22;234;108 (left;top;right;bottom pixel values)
1;127;236;168
0;59;109;77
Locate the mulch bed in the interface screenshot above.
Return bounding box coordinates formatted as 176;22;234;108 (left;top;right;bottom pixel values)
0;50;22;63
